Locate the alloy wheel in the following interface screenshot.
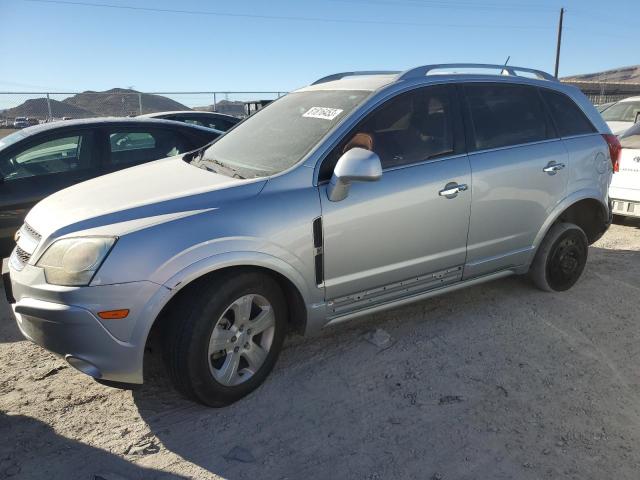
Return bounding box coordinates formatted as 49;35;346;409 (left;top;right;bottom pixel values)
207;294;276;386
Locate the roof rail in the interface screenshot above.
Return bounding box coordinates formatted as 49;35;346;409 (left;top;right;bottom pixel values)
311;70;401;85
397;63;557;82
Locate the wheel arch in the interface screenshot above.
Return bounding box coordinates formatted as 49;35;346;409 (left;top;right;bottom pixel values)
534;191;609;250
140;253;313;363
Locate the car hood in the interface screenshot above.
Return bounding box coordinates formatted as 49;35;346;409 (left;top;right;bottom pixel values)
26;156;266;241
606;121;633;135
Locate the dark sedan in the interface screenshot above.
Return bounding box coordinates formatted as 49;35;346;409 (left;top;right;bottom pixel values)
140;111;241;132
0;117;221;254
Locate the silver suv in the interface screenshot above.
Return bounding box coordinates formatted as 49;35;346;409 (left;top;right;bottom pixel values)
7;64;617;406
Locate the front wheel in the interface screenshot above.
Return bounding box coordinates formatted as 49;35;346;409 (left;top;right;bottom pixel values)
162;271;287;407
529;223;588;292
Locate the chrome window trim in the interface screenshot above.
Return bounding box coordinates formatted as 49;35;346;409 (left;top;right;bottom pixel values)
382;152;468;173
557;132;601;141
466;137;563;157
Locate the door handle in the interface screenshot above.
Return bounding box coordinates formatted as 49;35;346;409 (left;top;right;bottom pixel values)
439;183;468;198
543;162;565;174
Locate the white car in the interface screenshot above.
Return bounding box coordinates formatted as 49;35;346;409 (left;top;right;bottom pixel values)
601;96;640;135
610;122;640;219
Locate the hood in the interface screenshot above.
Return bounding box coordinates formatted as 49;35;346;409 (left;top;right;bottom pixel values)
26;156;266;240
606;121;633;135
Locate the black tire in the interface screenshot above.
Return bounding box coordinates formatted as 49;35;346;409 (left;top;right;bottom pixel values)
162;271;287;407
529;223;588;292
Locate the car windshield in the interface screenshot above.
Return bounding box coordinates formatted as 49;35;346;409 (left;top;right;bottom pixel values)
601;101;640;122
189;90;370;178
619;122;640;149
597;102;613;113
0;130;26;149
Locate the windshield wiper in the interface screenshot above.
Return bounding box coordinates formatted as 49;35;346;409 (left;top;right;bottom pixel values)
193;152;246;179
183;146;246;179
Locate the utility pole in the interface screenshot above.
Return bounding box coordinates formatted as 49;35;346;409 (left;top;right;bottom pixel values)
554;7;564;79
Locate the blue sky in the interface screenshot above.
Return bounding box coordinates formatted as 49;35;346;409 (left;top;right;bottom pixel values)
1;0;638;93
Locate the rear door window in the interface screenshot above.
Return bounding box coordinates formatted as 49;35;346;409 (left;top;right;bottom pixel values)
464;84;553;150
179;115;236;131
198;116;237;131
540;89;595;137
110;132;156;152
108;128;190;166
206;119;236;131
0;132;95;181
182;119;206;127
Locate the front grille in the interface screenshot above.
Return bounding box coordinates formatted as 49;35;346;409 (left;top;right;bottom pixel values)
22;223;41;242
15;245;31;264
11;223;41;271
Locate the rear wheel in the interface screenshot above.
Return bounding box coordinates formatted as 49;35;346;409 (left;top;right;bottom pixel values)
530;223;588;292
162;271;287;407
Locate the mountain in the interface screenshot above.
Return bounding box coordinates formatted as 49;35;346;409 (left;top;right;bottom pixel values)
4;98;94;119
63;88;189;116
563;65;640;83
194;100;246;117
4;89;191;120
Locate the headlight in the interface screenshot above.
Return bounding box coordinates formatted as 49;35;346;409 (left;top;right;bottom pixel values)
36;237;116;286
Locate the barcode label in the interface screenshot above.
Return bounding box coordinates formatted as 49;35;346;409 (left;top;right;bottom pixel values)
303;107;343;121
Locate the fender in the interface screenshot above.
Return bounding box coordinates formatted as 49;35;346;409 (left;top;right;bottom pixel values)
162;250;314;302
532;188;607;253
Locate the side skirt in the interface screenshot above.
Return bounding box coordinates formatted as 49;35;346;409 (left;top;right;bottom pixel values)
323;269;515;329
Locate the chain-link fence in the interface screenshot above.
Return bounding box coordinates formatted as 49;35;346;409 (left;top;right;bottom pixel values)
0;91;286;128
3;82;640;131
561;80;640;106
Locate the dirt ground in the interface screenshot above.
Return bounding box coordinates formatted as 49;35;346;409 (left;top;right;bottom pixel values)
1;220;640;480
0;128;16;139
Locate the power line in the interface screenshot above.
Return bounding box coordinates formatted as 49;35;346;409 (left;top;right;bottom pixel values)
570;10;636;31
325;0;558;12
23;0;557;30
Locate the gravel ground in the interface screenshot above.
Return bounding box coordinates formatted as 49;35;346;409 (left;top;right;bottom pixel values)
1;220;640;480
0;128;16;139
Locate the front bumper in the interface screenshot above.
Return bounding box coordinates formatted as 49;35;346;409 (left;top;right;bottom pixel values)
13;297;140;381
7;264;170;384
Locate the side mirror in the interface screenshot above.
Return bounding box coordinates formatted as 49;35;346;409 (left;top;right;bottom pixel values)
635;111;640;124
327;147;382;202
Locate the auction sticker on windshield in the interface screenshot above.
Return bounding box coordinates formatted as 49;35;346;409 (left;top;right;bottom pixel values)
303;107;343;121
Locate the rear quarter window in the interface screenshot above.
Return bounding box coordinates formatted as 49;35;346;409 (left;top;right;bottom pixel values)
540;89;595;137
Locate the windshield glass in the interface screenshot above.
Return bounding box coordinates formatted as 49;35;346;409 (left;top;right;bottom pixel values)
190;90;370;178
620;122;640;149
597;102;613;113
602;101;640;122
0;130;26;150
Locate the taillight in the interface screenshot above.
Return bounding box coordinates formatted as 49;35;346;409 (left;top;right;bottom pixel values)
602;134;621;173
